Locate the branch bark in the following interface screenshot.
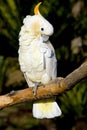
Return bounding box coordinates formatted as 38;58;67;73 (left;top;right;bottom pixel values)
0;61;87;109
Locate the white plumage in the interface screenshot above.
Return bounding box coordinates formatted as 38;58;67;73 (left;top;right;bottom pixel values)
18;2;61;119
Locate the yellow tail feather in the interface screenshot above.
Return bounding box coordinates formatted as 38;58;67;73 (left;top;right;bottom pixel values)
33;99;62;119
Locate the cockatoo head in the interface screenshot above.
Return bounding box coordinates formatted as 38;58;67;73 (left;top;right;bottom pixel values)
22;2;54;42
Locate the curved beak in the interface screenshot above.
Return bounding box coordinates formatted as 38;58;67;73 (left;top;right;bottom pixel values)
41;34;49;42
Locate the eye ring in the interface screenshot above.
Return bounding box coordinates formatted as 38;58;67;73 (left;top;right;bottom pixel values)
41;28;44;31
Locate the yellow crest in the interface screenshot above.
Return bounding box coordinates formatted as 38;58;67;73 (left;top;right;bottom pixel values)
34;2;42;15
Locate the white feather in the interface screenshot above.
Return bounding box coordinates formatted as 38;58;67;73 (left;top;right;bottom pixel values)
33;99;62;119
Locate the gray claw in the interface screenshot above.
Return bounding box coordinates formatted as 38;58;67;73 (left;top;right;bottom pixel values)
33;82;45;95
33;84;38;95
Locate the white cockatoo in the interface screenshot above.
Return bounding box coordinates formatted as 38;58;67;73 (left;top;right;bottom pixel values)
18;2;62;119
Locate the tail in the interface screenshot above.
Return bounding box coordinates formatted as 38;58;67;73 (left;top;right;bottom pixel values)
32;99;62;119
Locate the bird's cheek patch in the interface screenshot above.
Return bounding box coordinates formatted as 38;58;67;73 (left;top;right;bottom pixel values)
32;22;40;35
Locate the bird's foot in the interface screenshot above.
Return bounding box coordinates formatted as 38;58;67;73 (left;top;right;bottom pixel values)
33;82;44;95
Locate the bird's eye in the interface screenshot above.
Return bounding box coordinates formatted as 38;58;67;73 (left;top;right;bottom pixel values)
41;28;44;31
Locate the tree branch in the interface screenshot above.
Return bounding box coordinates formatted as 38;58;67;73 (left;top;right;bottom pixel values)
0;61;87;109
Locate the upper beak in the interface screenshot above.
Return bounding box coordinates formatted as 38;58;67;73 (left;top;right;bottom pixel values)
41;34;49;42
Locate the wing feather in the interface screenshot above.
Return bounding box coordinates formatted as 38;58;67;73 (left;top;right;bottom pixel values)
40;41;57;80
